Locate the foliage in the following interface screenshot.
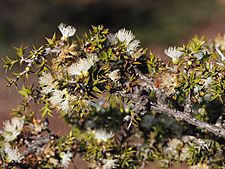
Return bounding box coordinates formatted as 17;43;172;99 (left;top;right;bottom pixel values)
1;24;225;168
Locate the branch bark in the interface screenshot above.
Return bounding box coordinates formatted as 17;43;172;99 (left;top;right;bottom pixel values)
122;69;225;138
152;103;225;138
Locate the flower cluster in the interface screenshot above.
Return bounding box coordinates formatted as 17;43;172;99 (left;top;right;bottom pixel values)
0;117;75;168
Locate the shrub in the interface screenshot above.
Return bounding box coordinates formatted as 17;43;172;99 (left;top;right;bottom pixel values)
1;24;225;168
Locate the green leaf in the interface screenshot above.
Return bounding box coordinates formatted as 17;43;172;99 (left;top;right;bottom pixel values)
41;104;53;118
18;85;32;99
93;86;102;93
2;56;18;71
14;45;27;57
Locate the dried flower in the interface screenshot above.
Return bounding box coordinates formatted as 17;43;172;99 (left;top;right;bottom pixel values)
154;72;178;95
58;23;76;41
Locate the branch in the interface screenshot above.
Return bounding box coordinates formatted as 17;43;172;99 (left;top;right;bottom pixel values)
121;69;225;138
152;103;225;138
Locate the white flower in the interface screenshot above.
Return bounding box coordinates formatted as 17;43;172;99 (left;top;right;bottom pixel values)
68;53;98;77
126;39;140;54
58;23;76;40
107;34;118;44
93;129;114;142
193;52;204;60
115;28;140;55
39;72;57;94
42;85;55;95
60;99;71;113
39;72;54;86
164;47;183;64
49;89;67;108
116;28;135;44
4;143;23;162
108;69;120;81
60;152;73;168
2;117;24;141
102;159;118;169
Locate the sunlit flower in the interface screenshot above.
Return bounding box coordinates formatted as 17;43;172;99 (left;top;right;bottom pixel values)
58;23;76;41
115;28;140;55
39;72;54;86
60;99;71;113
93;129;114;142
2;117;24;141
60;152;73;168
164;47;183;64
116;29;135;44
4;143;23;162
102;159;118;169
68;53;98;77
126;39;140;55
49;89;67;107
39;72;57;94
108;69;120;81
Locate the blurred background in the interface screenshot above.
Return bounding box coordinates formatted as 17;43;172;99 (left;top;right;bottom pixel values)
1;0;225;55
0;0;225;168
